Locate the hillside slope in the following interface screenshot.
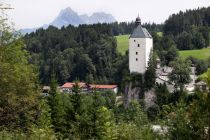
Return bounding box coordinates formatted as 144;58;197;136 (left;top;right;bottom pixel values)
116;35;129;55
179;48;210;60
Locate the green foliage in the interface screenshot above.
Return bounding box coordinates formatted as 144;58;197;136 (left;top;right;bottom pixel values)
110;22;163;37
115;101;155;140
187;56;208;75
0;37;40;131
37;98;54;132
25;25;119;85
95;106;117;140
0;127;56;140
200;68;210;87
154;36;179;66
163;7;210;36
175;28;208;50
188;69;210;139
169;58;191;89
116;122;155;140
167;101;194;140
188;91;210;139
113;52;129;91
101;91;116;109
47;74;68;137
155;83;171;108
176;31;193;50
163;8;210;51
65;83;82;138
192;31;206;49
0;12;58;139
163;91;210;139
147;105;160;121
160;69;210;139
144;53;156;90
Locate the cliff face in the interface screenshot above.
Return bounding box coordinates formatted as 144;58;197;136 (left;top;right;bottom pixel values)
124;82;156;109
144;89;156;109
124;82;141;108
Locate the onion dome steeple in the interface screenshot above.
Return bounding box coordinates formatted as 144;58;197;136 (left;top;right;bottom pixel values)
135;15;141;25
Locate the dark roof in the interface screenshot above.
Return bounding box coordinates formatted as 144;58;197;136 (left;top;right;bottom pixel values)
130;25;152;38
135;16;141;24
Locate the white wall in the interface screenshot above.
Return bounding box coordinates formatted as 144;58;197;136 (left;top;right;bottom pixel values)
145;38;153;68
129;37;153;74
113;87;118;94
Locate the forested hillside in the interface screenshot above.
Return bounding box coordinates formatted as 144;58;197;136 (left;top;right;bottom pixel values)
25;24;129;85
164;7;210;35
163;7;210;50
109;22;163;36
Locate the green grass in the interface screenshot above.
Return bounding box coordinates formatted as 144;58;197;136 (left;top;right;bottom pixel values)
116;35;129;55
179;48;210;60
157;32;163;37
116;34;210;60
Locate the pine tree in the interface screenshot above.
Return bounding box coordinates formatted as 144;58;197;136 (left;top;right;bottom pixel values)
47;72;67;136
144;53;156;90
66;82;82;138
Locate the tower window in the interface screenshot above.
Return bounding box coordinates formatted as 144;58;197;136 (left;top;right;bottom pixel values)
138;44;140;47
136;58;138;61
134;40;136;42
136;52;138;55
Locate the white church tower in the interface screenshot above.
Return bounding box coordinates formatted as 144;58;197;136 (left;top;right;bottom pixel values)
129;16;153;74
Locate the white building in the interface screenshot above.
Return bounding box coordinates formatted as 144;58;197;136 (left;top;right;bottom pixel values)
129;16;153;74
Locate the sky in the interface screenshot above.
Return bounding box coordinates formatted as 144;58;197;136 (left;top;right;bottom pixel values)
1;0;210;29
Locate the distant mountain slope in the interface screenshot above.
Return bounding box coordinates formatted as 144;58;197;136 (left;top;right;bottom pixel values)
81;12;116;24
19;28;36;35
21;7;116;34
51;7;85;28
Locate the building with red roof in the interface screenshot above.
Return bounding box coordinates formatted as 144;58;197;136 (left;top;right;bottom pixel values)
62;82;118;94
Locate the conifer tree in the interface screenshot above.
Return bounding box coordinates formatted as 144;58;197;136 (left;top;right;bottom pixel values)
144;53;156;90
48;72;67;136
66;82;82;138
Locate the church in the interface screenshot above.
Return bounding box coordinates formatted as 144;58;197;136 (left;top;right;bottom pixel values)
128;16;196;93
129;16;153;74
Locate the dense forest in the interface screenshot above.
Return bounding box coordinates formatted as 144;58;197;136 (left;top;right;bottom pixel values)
164;7;210;35
163;7;210;50
25;24;129;86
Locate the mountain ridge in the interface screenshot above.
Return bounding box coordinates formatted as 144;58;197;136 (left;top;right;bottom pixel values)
20;7;116;34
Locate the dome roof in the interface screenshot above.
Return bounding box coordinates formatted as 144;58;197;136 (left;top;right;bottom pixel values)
135;16;141;25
